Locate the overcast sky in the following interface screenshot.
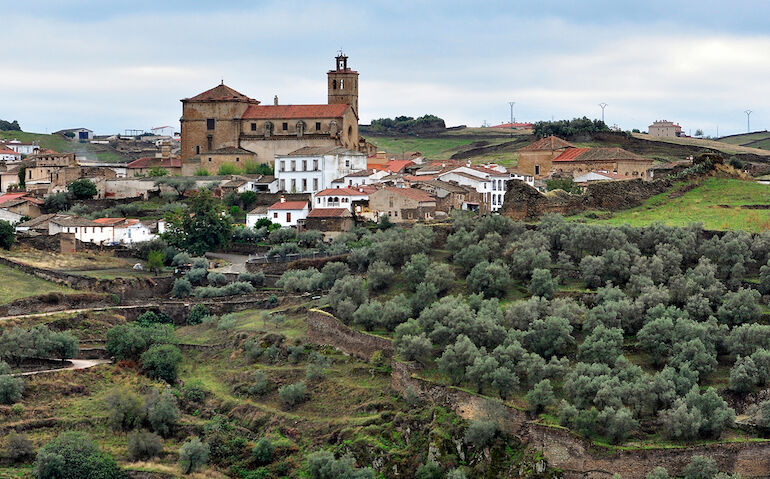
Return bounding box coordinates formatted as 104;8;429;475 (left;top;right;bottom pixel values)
3;0;769;136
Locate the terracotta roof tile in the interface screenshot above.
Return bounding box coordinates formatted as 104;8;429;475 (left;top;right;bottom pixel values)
315;188;369;197
307;208;351;218
378;187;435;203
241;104;349;120
127;157;181;169
518;135;576;152
185;84;254;102
269;201;308;210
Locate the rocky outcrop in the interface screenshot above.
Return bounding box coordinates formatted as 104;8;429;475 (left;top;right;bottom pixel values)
306;309;393;360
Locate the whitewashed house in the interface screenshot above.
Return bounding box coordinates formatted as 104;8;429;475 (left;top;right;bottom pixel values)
49;216;114;244
0;147;21;163
437;164;513;212
331;168;389;188
313;187;369;212
93;217;156;244
266;197;309;227
246;206;269;228
2;140;38;155
275;146;366;194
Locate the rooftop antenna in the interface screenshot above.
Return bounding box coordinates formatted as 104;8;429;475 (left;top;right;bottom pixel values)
508;101;516;128
745;110;753;133
599;103;608;124
220;77;224;85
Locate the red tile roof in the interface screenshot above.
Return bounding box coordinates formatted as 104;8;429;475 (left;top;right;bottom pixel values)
379;187;435;203
315;188;369;197
269;200;308;210
186;84;254;102
0;193;30;204
552;148;590;162
0;148;20;156
93;217;126;225
404;175;434;182
382;160;414;173
307;208;351;218
518;135;576;152
241;104;349;120
127;157;182;169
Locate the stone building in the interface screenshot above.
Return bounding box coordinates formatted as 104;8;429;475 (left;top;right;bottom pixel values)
648;120;682;138
180;54;366;169
369;187;436;223
516;136;576;178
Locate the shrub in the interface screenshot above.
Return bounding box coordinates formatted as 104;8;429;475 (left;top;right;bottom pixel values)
141;344;183;384
683;455;718;479
146;389;180;437
395;334;433;365
416;462;444;479
191;257;209;269
278;382;307;408
187;267;207;284
353;301;383;331
217;313;238;331
127;431;162;461
105;323;175;361
239;271;265;286
182;379;208;404
178;437;210;475
187;304;209;325
320;262;350;289
4;432;34;462
252;437;275;466
172;252;191;266
207;271;228;286
0;375;24;404
328;276;368;323
526;379;555;413
105;388;144;431
249;371;270;396
464;419;497;449
577;325;623;365
172;278;192;298
306;451;374;479
34;431;122;479
306;363;326;381
367;260;394;291
67;178;97;199
529;268;556;299
646;467;671;479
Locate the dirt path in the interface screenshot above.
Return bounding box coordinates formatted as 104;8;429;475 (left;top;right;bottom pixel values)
0;304;149;322
15;359;111;376
206;252;249;274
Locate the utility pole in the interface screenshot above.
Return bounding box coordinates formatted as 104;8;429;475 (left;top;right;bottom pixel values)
508;101;515;128
599;103;608;124
745;110;753;133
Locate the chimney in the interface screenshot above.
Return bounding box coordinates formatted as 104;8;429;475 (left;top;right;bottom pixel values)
280;195;285;203
274;95;279;106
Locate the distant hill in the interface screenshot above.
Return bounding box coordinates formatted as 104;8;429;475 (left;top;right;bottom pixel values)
717;131;770;151
0;130;130;163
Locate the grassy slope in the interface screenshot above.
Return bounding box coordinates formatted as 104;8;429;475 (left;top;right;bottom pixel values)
573;177;770;232
718;131;770;148
0;131;129;163
0;263;76;304
632;132;770;156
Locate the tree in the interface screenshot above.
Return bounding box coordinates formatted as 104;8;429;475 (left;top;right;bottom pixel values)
416;462;444;479
0;220;14;249
67;179;97;199
529;268;556;299
17;165;26;188
187;304;209;325
367;260;394;291
127;430;162;461
146;249;164;274
395;334;433;365
0;374;24;404
35;432;122;479
145;389;180;436
683;455;718;479
694;129;704;137
172;278;192;298
155;177;195;198
467;260;511;298
5;432;34;463
729;356;758;392
252;437;275;465
278;381;308;408
105;387;144;431
438;335;480;385
525;316;573;358
43;192;71;213
466;355;499;392
178;437;210;475
464;420;497;449
48;332;78;361
717;288;761;327
148;166;169;177
578;325;623;365
162;190;232;255
526;379;555;413
328;276;368;323
141;344;183;384
306;451;375;479
403;253;431;290
353;301;383;331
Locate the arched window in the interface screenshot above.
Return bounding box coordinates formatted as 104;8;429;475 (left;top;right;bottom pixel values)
263;121;274;138
332;79;337;90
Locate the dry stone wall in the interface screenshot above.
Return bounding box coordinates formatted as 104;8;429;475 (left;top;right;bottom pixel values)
306;309;393;359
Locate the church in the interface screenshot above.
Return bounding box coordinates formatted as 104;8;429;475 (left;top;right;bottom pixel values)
179;54;373;175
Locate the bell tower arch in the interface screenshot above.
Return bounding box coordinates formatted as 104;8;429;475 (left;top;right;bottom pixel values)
327;51;359;119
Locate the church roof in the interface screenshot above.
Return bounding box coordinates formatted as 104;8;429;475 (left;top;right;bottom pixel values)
241;104;350;120
185;84;255;103
518;135;576;152
553;147;650;163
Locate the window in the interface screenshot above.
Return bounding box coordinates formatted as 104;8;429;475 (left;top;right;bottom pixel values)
340;79;344;89
206;118;215;130
313;178;318;190
282;122;288;131
279;161;285;172
302;160;307;171
313;159;318;170
195;146;200;155
291;179;296;191
206;136;212;151
535;165;540;175
345;159;350;168
302;179;307;191
286;212;291;223
290;161;295;172
317;198;321;204
315;122;321;131
273;212;278;219
251;123;257;131
236;157;240;162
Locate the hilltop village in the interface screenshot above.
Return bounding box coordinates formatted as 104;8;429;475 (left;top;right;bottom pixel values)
4;53;770;479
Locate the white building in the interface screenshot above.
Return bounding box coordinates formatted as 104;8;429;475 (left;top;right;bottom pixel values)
93;217;157;244
275;146;366;194
2;140;37;156
313;187;369;212
0;208;24;224
266;197;309;227
49;216;114;244
0;147;21;163
437;165;513;212
331;168;389;188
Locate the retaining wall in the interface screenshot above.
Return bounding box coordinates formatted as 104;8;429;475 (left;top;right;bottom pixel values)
308;309;770;478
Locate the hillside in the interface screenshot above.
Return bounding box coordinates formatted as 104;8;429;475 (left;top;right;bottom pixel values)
632;132;770;157
718;131;770;151
0;131;130;163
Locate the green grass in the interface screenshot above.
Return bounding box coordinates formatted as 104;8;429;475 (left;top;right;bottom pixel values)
0;131;129;163
368;136;480;160
0;263;77;304
572;178;770;232
718;131;770;148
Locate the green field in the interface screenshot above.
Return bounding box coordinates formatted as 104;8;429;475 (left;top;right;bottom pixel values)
0;131;129;162
574;178;770;232
0;263;77;304
718;131;770;150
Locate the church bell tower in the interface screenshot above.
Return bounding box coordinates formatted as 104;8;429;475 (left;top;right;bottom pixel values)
327;52;359;119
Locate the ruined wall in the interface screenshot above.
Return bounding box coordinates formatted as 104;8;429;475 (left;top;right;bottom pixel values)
500;177;672;220
306;309;393;359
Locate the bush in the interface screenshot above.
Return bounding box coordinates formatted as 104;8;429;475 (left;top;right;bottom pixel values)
683;455;718;479
464;419;497;449
252;437;275;466
178;437;210;475
416;462;444;479
67;178;97;199
217;313;238;331
306;451;374;479
172;252;191;266
0;220;14;249
207;271;228;286
529;268;556;299
646;467;671;479
146;389;180;437
105;323;175;361
187;267;207;284
249;371;270;396
578;325;623;365
105;388;144;431
328;276;368;323
367;260;394;291
0;375;24;404
306;363;326;381
172;278;192;298
4;432;34;462
141;344;183;384
526;379;555;413
239;271;265;286
278;382;307;408
35;431;122;479
395;334;433;364
182;379;208;404
127;431;162;461
187;304;209;325
136;311;172;327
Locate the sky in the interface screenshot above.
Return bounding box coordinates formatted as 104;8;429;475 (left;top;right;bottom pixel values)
3;0;769;137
